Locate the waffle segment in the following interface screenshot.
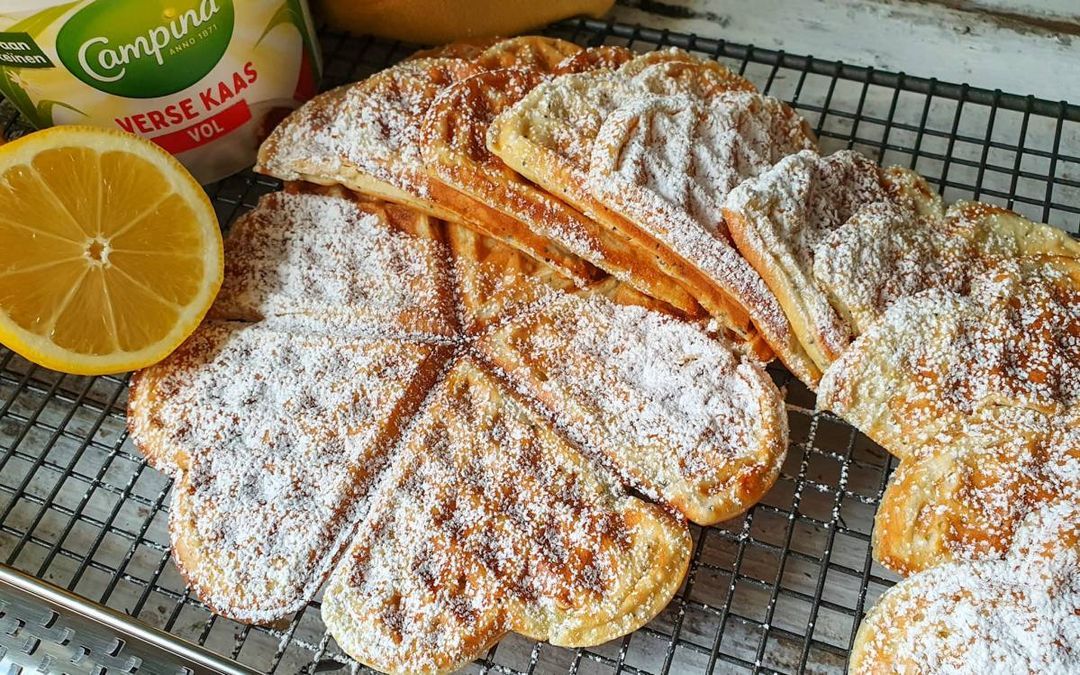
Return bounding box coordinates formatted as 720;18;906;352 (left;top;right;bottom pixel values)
479;291;787;525
421;67;605;284
323;358;690;674
722;149;943;379
488;62;760;316
814;200;1080;337
850;501;1080;674
135;322;448;621
209;188;458;337
487;67;702;314
818;260;1080;573
587;91;818;375
871;412;1076;574
819;260;1080;456
256;58;476;220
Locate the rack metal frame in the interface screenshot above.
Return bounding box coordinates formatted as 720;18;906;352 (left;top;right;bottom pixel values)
1;18;1077;675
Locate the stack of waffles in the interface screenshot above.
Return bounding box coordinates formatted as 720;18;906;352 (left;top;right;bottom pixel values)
126;36;1079;674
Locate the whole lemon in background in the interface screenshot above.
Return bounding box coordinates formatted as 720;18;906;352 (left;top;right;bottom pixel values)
315;0;614;43
0;126;223;375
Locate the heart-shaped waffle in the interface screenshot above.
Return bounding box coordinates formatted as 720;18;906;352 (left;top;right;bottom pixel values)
818;260;1080;573
256;38;607;286
128;186;788;673
721;149;945;380
486;52;759;323
850;500;1080;674
486;51;790;347
814;200;1080;337
586;91;819;383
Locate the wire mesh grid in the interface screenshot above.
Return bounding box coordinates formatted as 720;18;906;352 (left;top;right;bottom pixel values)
1;17;1078;675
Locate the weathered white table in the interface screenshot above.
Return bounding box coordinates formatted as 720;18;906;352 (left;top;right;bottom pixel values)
612;0;1080;103
609;0;1080;235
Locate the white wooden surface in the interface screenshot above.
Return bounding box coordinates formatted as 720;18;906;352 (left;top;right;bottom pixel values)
612;0;1080;104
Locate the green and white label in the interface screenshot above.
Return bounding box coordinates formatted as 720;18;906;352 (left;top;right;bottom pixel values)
55;0;235;98
0;32;54;68
0;0;320;183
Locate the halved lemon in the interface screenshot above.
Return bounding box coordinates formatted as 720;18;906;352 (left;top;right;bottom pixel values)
0;126;223;375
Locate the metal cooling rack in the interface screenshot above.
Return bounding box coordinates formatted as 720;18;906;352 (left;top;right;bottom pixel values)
2;17;1079;675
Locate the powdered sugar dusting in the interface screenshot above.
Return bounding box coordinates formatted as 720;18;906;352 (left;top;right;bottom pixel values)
722;149;908;366
591;92;814;240
258;59;473;198
820;261;1080;457
586;91;816;373
137;322;441;622
813;201;971;335
322;358;687;673
498;68;633;181
479;292;787;524
210;189;457;337
852;500;1079;674
490;54;756;189
128;187;783;667
811;198;1075;337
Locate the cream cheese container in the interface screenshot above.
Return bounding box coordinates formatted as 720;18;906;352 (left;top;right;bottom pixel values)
0;0;321;183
